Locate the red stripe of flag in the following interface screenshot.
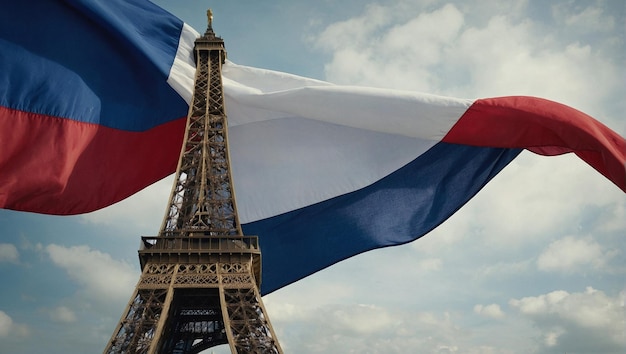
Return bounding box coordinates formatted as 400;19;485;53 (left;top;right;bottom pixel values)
0;106;186;214
442;96;626;192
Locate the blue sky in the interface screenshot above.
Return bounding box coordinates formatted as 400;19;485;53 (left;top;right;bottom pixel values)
1;0;625;353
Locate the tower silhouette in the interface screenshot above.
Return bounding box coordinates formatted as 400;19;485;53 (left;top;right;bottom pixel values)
104;12;282;354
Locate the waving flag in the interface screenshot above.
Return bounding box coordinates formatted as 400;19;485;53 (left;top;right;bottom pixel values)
1;0;624;294
222;63;625;293
0;0;189;214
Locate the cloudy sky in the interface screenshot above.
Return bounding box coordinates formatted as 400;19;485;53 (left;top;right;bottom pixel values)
1;0;625;353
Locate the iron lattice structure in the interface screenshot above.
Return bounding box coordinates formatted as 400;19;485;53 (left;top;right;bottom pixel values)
104;17;282;354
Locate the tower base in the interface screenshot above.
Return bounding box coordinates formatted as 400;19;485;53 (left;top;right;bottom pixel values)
104;237;282;354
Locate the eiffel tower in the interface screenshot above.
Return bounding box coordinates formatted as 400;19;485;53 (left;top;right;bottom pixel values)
104;11;282;354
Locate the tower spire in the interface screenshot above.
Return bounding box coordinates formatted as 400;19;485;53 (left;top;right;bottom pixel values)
206;9;213;32
104;10;282;354
205;9;215;37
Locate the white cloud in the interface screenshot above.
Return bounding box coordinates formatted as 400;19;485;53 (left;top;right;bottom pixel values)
0;311;28;338
315;3;392;53
474;303;505;319
315;1;622;109
417;257;442;272
595;200;626;234
544;327;565;347
509;287;626;351
273;305;468;353
330;303;395;335
473;260;533;280
509;289;569;315
80;175;173;232
315;4;465;92
552;2;615;32
425;151;623;254
49;306;77;323
264;277;356;312
0;311;12;337
457;0;529;23
0;243;19;263
536;236;614;273
45;244;138;304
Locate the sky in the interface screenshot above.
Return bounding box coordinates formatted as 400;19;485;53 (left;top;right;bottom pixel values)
1;0;625;353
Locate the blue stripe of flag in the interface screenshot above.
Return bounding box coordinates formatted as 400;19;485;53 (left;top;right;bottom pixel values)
244;142;522;294
0;0;188;131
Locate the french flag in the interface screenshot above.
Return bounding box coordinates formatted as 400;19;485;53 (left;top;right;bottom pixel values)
1;0;624;294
